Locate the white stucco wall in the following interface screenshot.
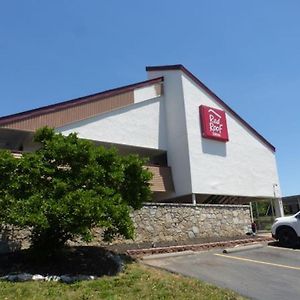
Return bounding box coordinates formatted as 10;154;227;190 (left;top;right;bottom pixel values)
134;85;160;103
148;68;281;199
147;71;193;196
181;73;281;198
57;97;168;151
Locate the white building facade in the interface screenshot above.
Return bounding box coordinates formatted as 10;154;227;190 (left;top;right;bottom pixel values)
0;65;283;216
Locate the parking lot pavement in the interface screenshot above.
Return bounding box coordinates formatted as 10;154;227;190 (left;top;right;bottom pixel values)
142;245;300;300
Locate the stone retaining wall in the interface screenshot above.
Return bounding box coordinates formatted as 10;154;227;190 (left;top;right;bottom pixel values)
0;203;251;253
130;203;251;243
0;225;30;254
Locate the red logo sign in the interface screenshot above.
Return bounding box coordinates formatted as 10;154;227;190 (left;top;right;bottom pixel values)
199;105;229;142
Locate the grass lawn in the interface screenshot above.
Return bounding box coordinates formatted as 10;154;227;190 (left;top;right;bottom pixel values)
0;263;244;300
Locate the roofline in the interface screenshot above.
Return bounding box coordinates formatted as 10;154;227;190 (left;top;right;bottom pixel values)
282;195;300;200
146;64;276;152
0;76;164;126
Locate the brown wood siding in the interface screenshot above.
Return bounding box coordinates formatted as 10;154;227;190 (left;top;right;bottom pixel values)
147;166;174;192
3;91;134;131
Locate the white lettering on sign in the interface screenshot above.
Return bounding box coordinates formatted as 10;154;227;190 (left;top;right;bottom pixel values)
208;109;223;137
200;105;229;142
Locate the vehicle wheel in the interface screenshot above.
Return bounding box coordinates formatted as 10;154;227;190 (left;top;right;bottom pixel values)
277;227;298;248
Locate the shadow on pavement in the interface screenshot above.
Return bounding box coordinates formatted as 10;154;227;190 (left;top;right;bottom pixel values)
268;241;300;250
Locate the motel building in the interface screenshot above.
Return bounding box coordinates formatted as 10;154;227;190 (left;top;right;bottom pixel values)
0;65;284;236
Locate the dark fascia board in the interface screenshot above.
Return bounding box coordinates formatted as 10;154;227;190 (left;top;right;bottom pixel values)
146;64;275;152
282;195;300;200
0;77;164;126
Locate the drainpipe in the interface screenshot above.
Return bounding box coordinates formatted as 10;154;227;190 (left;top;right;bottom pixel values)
273;184;284;217
274;198;284;217
249;202;254;223
192;194;196;206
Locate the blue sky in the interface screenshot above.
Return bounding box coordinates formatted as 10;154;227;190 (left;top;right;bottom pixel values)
0;1;299;196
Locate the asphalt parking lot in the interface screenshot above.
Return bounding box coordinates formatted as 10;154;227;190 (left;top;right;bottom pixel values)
143;244;300;300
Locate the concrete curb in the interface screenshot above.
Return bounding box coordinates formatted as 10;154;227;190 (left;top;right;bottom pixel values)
223;243;264;254
142;250;195;260
126;236;274;258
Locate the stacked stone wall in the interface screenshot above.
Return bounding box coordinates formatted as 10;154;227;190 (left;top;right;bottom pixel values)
130;203;251;243
0;203;251;253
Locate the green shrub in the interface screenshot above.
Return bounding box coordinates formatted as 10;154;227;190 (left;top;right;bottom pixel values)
0;127;152;254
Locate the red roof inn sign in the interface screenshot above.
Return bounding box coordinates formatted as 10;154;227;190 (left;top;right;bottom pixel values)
200;105;229;142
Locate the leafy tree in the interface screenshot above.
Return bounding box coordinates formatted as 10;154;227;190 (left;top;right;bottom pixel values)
0;127;152;253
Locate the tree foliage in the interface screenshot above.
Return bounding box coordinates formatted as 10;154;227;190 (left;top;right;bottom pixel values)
0;127;152;252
